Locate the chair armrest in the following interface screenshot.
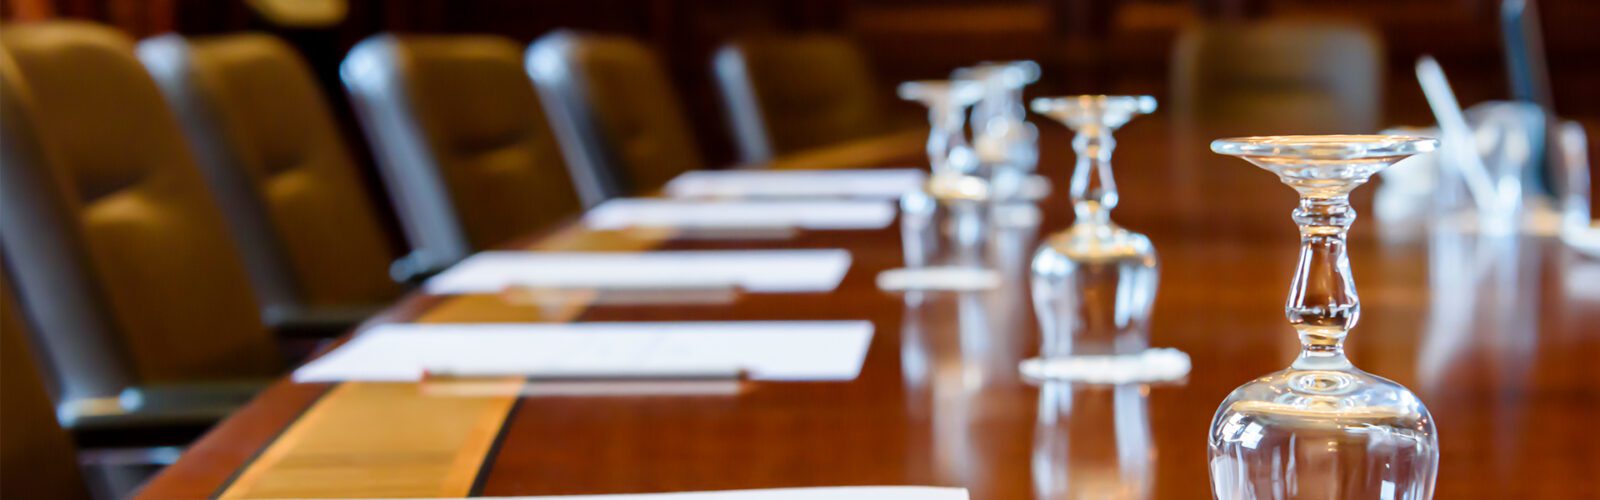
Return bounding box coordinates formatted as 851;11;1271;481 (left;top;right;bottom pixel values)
58;379;272;431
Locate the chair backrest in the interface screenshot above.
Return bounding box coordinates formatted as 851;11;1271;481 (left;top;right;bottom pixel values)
0;22;280;397
0;44;130;400
715;34;888;163
0;258;90;500
343;34;582;271
1171;20;1383;134
138;32;400;312
528;30;702;204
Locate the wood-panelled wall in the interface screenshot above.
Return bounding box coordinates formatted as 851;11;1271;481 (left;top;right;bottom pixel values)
4;0;1599;165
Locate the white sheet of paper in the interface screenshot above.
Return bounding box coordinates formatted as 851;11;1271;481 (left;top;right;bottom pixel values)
584;199;897;230
293;321;876;383
425;250;853;294
664;169;926;199
442;486;968;500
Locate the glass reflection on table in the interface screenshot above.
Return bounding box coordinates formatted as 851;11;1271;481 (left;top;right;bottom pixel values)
1032;381;1154;500
900;189;988;269
899;212;1041;491
1417;227;1540;393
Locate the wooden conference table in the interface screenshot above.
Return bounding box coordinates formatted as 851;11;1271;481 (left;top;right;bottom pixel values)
139;120;1600;499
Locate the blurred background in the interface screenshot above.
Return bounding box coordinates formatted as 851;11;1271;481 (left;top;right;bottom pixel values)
5;0;1597;169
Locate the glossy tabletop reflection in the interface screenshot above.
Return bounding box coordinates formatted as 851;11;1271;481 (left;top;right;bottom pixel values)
139;121;1600;499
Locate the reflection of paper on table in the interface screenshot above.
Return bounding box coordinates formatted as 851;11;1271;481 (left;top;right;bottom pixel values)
1567;255;1600;300
379;487;967;500
1019;348;1191;384
585;199;897;230
876;267;1001;292
293;321;876;383
665;169;926;199
425;250;852;294
1563;221;1600;259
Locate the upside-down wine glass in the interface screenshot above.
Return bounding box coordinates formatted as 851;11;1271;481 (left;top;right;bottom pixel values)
958;61;1042;206
1208;135;1440;499
900;79;987;201
1027;96;1159;358
898;80;988;267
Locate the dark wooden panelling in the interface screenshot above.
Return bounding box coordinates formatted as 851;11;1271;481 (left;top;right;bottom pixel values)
4;0;1597;202
8;0;1600;143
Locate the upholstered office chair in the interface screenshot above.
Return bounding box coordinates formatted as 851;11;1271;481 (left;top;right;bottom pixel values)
528;30;703;205
1;262;91;500
137;33;401;335
0;22;277;434
344;34;583;273
714;34;892;163
1171;20;1384;134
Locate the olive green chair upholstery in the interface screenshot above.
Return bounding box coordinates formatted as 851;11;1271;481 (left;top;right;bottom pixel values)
1;261;90;500
138;32;401;334
1171;20;1384;134
344;34;583;272
0;21;276;434
528;30;703;204
714;34;892;163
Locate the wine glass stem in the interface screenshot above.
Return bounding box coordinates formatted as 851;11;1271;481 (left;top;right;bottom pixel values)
1070;125;1118;224
925;104;950;174
1287;196;1359;370
925;102;969;176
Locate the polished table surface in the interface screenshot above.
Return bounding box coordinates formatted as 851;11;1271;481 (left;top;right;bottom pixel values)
138;120;1600;499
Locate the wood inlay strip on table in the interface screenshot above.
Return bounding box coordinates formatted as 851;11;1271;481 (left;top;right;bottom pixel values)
210;224;681;498
215;380;522;499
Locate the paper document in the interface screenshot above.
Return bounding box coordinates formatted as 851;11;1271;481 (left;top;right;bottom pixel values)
665;169;926;199
425;250;852;294
457;486;969;500
293;321;876;383
585;199;896;230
